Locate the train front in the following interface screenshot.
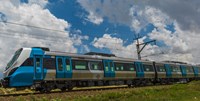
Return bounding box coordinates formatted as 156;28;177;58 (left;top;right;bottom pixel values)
1;48;33;88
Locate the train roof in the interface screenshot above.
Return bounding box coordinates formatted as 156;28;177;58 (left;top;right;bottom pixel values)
45;51;142;62
44;51;198;66
29;47;196;66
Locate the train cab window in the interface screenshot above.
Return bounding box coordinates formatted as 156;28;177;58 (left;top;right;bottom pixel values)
143;64;154;72
66;59;71;71
43;58;55;69
21;58;33;66
156;65;165;72
89;61;103;70
73;60;88;70
58;58;63;71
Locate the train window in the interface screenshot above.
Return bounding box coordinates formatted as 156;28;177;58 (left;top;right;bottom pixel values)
186;66;194;73
143;64;154;72
156;65;165;72
110;62;114;72
198;67;200;73
66;59;71;71
115;63;124;71
36;58;40;67
73;60;88;70
89;61;103;70
123;63;135;71
175;66;181;72
43;58;55;69
171;65;180;72
105;62;109;72
58;58;63;71
21;58;33;66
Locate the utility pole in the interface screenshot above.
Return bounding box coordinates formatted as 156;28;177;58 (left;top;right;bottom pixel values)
136;38;156;60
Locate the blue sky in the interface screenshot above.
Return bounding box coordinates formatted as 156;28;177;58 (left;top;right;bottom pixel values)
47;0;135;53
0;0;200;72
44;0;161;54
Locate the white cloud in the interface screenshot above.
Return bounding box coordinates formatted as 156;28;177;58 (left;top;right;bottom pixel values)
86;11;103;25
0;0;86;71
89;2;200;64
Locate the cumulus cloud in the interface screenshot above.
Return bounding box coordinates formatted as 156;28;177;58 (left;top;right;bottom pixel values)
82;0;200;64
0;0;86;70
86;11;103;25
92;34;158;59
146;0;200;32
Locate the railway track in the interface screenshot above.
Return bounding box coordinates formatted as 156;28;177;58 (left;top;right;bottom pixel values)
0;84;173;97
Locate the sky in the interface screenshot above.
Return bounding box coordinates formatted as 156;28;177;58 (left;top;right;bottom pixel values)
0;0;200;73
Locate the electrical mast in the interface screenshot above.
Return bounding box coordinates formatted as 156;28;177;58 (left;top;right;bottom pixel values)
136;37;156;60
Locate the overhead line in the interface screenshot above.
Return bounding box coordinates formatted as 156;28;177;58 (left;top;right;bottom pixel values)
0;21;135;42
0;21;67;33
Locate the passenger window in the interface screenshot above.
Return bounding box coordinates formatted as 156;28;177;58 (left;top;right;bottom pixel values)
66;59;71;71
115;63;124;71
156;65;165;72
187;66;194;73
125;64;135;71
90;61;102;70
73;60;88;70
43;58;55;69
36;58;40;67
143;65;154;72
58;58;63;71
171;65;180;72
175;66;180;72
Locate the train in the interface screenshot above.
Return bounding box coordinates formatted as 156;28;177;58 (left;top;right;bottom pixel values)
1;47;200;92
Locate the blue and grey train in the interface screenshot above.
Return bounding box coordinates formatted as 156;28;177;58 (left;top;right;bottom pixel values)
1;47;200;92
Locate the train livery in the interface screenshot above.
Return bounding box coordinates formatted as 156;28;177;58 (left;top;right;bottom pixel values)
1;47;200;92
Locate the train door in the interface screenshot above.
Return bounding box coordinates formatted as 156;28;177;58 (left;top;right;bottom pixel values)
103;60;115;77
134;62;144;78
193;66;198;77
56;56;65;78
180;65;186;77
65;57;72;78
34;55;43;80
164;64;172;77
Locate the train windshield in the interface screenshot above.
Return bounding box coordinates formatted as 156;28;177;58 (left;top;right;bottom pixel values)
5;48;22;70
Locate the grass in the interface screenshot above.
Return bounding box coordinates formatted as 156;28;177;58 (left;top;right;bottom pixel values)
1;81;200;101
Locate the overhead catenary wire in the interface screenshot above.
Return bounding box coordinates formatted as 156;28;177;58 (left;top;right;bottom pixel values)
0;21;172;58
0;31;137;54
0;21;132;41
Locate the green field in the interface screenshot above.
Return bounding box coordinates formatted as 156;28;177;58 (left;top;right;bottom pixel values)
1;81;200;101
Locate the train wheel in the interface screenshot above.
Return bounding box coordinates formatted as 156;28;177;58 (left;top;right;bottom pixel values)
61;87;66;92
68;86;73;91
39;87;46;93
